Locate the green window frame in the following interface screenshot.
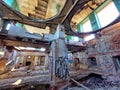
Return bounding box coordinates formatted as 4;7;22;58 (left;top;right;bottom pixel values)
4;0;24;27
95;0;119;28
77;0;119;32
113;0;120;12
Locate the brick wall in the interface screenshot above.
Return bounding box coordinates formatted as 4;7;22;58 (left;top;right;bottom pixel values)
86;22;120;81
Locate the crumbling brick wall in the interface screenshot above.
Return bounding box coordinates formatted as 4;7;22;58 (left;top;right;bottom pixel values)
72;52;88;70
87;22;120;81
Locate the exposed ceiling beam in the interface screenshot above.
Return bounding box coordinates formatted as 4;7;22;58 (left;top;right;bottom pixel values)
35;9;46;16
38;0;48;8
35;6;47;12
28;13;45;19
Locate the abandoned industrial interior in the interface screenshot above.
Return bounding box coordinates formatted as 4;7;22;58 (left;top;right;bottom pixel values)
0;0;120;90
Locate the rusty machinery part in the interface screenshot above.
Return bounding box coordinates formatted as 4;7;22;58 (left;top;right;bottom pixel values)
55;57;69;81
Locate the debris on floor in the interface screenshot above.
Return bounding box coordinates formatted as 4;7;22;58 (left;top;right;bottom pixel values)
63;74;120;90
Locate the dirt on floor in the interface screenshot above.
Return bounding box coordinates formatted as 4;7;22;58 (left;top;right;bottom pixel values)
64;74;120;90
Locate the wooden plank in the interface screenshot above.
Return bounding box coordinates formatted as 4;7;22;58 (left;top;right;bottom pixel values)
28;13;45;19
71;78;90;90
59;82;71;90
35;6;47;12
38;0;48;7
35;9;46;16
0;74;50;89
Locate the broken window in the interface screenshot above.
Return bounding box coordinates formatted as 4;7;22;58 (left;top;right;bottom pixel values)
40;56;45;66
26;61;31;66
35;56;45;66
113;56;120;71
82;19;95;41
74;58;80;64
96;1;119;27
25;56;33;66
87;57;97;67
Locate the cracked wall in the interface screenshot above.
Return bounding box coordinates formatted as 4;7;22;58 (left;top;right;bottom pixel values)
86;22;120;81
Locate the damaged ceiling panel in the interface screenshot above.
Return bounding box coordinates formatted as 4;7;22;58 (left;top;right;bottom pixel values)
16;0;66;34
16;0;66;20
71;0;105;29
1;0;116;36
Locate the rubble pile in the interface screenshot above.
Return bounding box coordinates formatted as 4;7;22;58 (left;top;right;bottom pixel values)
82;74;120;89
65;74;120;90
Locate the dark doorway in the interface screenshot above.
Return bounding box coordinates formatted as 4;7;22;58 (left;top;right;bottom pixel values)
26;61;31;66
87;57;97;67
113;56;120;71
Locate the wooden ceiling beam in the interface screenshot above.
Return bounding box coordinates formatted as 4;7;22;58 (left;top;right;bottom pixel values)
39;0;49;3
35;6;47;12
38;0;48;8
33;13;45;18
35;9;46;16
28;13;45;19
38;3;47;8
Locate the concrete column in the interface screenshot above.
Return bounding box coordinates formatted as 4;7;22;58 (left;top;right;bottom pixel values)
0;17;3;31
50;40;56;84
44;54;49;69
